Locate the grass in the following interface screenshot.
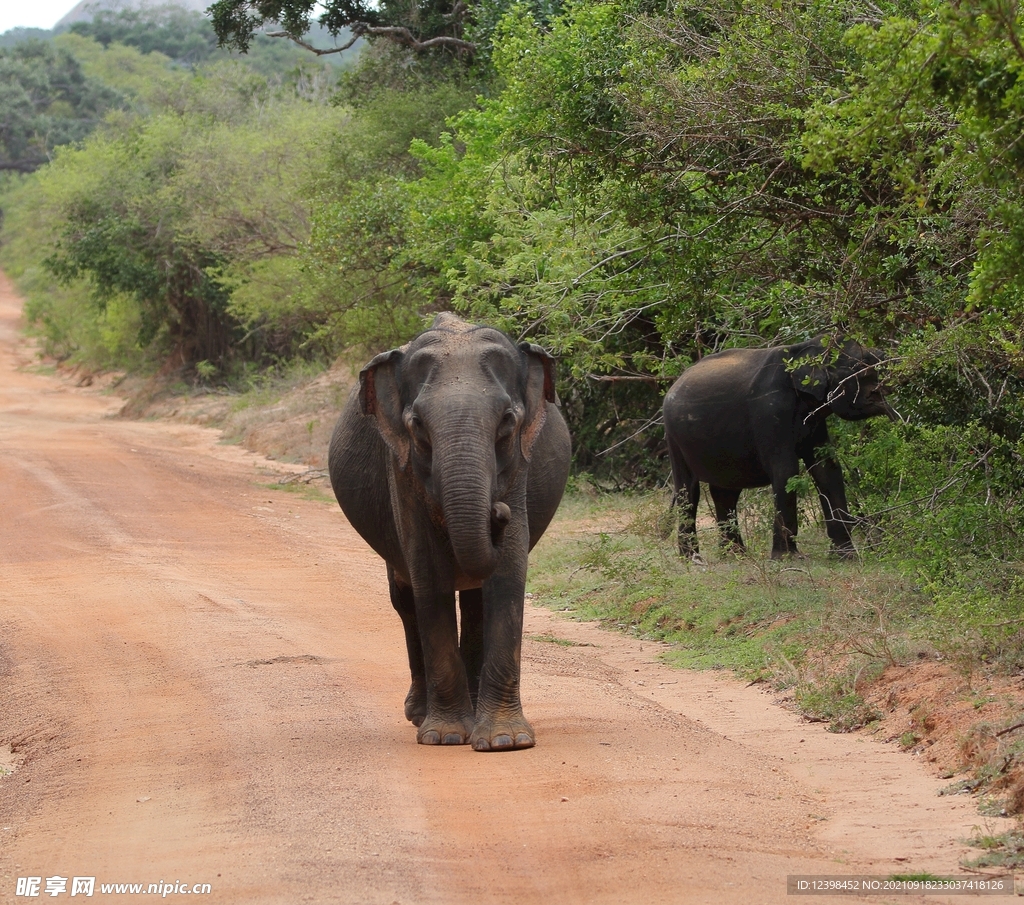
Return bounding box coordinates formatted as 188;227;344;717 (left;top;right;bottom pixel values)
528;486;927;731
963;829;1024;869
264;480;336;505
226;359;343;413
527;633;593;647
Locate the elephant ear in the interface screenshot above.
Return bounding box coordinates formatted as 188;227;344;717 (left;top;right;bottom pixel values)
359;348;409;469
519;342;558;461
786;347;830;403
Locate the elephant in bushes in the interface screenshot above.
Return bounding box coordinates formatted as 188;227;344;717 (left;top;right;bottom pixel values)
329;313;571;751
662;337;896;560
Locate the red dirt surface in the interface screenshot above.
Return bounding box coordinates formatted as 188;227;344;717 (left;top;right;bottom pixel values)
859;662;1024;812
0;270;1015;903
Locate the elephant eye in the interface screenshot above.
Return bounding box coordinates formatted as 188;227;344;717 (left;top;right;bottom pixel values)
409;414;431;451
497;410;517;439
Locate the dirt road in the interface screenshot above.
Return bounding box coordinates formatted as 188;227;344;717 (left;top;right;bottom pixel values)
0;271;1012;904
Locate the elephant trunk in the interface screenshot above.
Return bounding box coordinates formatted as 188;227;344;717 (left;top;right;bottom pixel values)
435;441;502;581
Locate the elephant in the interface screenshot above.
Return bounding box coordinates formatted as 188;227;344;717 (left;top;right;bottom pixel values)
662;336;896;560
328;313;571;751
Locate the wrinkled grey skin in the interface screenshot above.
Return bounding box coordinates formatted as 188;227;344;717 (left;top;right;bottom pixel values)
663;337;896;560
329;313;571;751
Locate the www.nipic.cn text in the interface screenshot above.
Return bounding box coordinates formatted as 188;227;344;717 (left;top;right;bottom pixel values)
15;877;213;897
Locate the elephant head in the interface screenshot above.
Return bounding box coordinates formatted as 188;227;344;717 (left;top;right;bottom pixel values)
357;313;558;580
786;337;897;422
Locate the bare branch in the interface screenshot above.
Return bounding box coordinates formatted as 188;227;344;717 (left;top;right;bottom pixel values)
265;29;361;55
596;413;665;457
266;22;475;56
358;25;475;53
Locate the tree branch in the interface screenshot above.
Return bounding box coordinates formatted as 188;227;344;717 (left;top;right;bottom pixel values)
360;25;474;54
266;22;476;56
265;29;361;55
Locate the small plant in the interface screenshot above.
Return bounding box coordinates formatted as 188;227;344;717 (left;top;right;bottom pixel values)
563;472;599;497
578;531;662;586
963;829;1024;869
954;716;1024;815
910;702;935;734
194;359;218;386
623;489;677;542
900;731;920;749
794;675;882;732
785;473;813;496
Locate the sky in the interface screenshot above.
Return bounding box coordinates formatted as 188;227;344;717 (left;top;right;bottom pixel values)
0;0;78;33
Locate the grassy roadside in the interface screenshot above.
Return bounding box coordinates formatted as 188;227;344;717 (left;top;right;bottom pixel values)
526;484;1024;854
112;358;355;470
528;486;925;723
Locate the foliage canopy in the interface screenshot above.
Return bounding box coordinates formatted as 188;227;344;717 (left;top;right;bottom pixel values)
0;39;123;172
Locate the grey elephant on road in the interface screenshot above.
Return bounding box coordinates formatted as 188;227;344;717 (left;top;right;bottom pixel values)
663;337;896;560
329;313;571;750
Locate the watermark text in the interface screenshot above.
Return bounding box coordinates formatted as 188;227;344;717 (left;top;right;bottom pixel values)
16;877;213;897
788;875;1014;896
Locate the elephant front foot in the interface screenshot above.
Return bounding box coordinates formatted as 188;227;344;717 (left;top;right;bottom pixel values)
471;711;535;752
771;538;803;560
416;710;474;746
404;677;427;727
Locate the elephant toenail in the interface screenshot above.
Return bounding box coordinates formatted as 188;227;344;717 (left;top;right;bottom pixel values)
514;733;534;748
442;733;463;745
473;738;491;751
419;730;440;745
492;734;513;749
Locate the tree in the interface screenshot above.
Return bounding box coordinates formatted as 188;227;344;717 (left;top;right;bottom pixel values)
37;64;347;369
801;0;1024;434
396;0;1024;497
209;0;476;57
0;40;122;172
69;3;220;64
69;3;354;74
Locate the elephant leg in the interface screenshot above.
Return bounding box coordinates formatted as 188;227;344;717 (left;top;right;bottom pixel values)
667;436;700;558
472;538;534;751
388;570;426;727
413;586;475;746
805;453;856;557
708;485;744;554
770;465;801;559
459;587;484;709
